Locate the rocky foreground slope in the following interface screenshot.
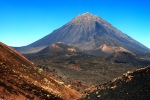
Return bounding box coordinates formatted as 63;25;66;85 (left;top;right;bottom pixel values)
0;42;81;100
81;66;150;100
1;41;149;100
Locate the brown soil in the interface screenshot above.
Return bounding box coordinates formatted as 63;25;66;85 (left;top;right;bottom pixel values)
0;42;81;100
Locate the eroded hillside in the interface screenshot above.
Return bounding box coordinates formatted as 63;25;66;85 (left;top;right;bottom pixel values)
0;42;81;100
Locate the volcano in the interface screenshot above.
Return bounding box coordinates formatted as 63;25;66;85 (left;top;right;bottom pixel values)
15;12;150;55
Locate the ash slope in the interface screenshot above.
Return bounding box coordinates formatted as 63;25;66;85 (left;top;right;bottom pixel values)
16;12;150;55
0;42;81;100
81;66;150;100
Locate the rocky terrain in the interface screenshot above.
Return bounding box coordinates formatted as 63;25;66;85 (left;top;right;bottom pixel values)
1;41;149;100
81;66;150;100
0;42;81;100
27;52;145;93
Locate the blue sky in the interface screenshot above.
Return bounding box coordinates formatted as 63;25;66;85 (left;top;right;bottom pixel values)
0;0;150;48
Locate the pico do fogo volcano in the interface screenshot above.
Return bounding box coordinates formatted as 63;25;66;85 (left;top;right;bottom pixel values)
15;12;150;55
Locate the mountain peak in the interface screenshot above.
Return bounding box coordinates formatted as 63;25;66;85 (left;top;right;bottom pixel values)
81;12;96;19
82;12;93;16
70;12;99;24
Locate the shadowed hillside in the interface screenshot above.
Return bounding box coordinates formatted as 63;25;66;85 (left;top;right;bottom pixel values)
81;66;150;100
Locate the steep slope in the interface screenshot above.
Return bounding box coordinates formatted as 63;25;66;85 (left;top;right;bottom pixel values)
81;66;150;100
0;42;81;100
15;12;150;55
